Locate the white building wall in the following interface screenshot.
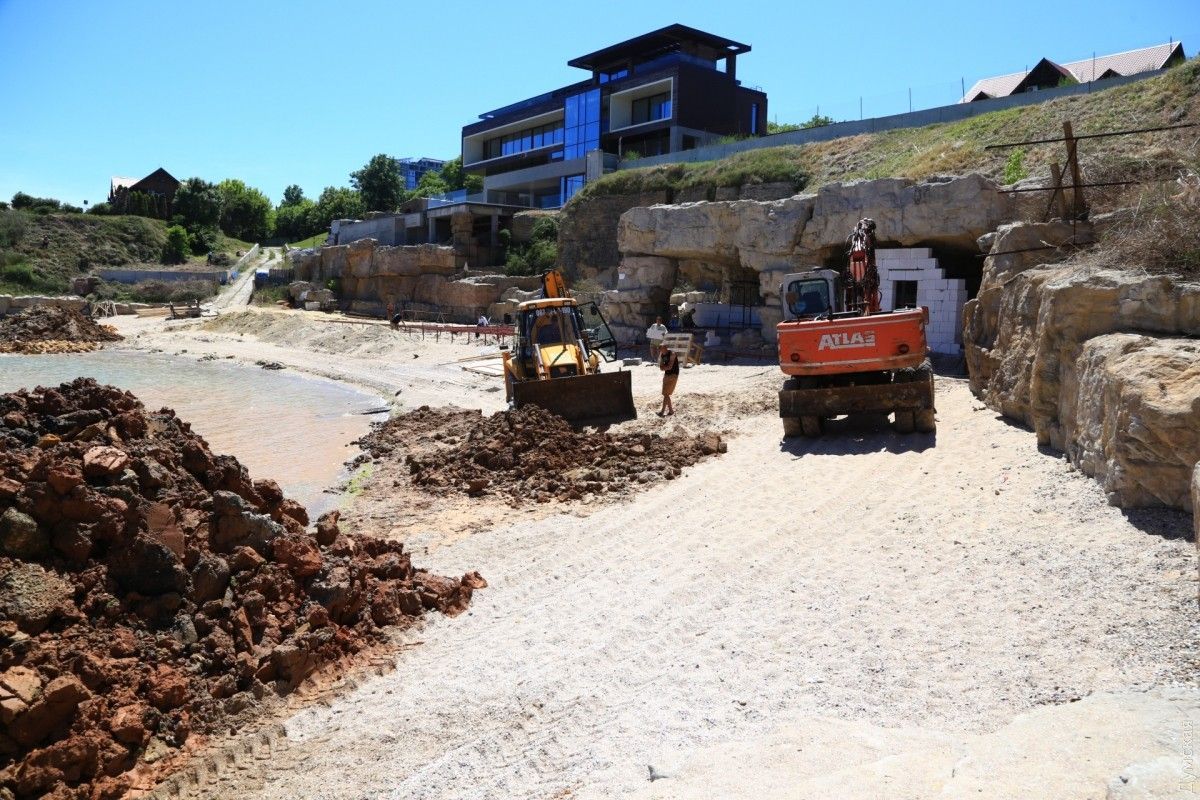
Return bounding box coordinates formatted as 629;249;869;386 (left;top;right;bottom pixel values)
874;248;967;356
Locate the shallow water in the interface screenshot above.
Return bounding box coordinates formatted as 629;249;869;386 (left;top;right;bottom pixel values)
0;349;385;515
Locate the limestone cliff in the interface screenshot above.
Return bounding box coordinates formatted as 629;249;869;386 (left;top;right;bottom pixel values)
964;222;1200;511
602;174;1013;344
290;240;539;320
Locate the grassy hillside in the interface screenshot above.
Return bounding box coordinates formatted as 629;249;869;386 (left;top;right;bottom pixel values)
0;211;251;297
577;58;1200;202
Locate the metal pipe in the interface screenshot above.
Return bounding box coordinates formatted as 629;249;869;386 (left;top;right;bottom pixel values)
984;122;1197;149
998;179;1152;193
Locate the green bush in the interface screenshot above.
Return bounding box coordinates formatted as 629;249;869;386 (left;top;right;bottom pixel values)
97;279;218;304
1;260;35;285
529;216;558;243
187;225;219;255
504;235;557;276
162;225;190;264
86;202;113;215
0;209;27;248
1003;148;1028;184
504;250;531;276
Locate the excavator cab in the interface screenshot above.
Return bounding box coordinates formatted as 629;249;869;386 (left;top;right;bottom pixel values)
782;270;841;321
502;273;635;426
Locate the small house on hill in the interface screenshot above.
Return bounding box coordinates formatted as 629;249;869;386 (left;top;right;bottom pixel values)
108;167;180;218
960;41;1186;102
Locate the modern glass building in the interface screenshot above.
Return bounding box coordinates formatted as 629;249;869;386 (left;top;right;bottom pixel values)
461;25;768;209
399;157;447;190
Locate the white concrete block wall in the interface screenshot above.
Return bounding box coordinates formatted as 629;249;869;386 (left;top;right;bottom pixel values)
874;248;967;355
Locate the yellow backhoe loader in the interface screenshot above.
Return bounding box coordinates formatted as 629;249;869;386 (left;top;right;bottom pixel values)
502;271;636;426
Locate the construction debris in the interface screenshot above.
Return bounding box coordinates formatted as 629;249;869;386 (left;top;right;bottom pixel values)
0;379;479;799
0;307;122;354
359;405;727;504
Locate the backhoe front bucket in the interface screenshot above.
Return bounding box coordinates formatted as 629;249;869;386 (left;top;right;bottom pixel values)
512;371;636;427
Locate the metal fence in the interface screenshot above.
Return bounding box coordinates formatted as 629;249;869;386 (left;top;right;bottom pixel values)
625;69;1171;171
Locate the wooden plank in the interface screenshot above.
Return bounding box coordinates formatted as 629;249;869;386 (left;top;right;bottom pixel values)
1064;121;1086;219
462;364;504;376
660;333;703;366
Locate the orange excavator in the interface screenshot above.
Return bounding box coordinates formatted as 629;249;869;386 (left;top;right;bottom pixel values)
776;218;935;437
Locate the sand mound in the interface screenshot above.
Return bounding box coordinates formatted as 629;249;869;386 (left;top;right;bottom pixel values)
202;311;398;357
359;405;726;504
0;307;122;355
0;379;480;799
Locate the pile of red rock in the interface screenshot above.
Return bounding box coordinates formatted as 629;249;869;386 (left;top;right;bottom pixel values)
0;379;481;799
360;405;726;504
0;307;122;354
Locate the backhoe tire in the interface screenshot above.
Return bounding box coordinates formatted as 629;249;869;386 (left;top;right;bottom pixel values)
800;416;822;437
893;410;915;434
916;408;937;434
782;416;803;438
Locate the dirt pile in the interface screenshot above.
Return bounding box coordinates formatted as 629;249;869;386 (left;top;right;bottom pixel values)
359;405;726;504
0;307;122;354
0;379;480;799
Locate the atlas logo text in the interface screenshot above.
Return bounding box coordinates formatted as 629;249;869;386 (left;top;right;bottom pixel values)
817;331;877;350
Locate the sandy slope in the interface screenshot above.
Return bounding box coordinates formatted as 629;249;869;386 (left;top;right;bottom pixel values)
120;309;1198;799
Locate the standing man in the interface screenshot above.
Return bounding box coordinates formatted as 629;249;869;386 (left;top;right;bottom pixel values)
646;315;667;361
658;346;679;417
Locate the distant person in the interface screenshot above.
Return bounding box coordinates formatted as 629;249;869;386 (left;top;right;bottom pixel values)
476;313;489;339
646;315;667;360
679;302;696;330
657;347;679;417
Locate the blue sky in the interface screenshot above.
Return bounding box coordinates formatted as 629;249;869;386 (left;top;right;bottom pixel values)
1;0;1196;208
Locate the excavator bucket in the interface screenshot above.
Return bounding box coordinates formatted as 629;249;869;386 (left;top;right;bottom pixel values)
512;370;636;427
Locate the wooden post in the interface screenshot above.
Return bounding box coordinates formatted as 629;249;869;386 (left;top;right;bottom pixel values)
1046;163;1069;221
1063;121;1086;218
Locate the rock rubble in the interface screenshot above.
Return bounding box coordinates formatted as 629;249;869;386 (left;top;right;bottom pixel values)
359;405;726;504
0;307;122;355
0;379;478;799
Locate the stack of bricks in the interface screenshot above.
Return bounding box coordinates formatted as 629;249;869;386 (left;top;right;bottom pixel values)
874;248;967;356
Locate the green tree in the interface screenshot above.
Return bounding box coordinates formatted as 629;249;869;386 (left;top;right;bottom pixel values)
350;154;405;212
800;113;834;129
766;121;802;134
217;179;273;241
173;178;223;231
275;198;318;241
281;184;305;207
438;157;484;194
162;225;190;264
11;192;63;215
413;169;449;198
311;186;366;230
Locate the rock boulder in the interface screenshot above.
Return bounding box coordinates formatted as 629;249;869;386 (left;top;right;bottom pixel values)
964;222;1200;511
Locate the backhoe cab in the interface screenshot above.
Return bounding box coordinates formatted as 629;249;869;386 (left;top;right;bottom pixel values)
501;271;635;426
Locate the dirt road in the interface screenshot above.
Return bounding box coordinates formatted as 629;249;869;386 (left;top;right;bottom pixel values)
210;248;276;312
131;323;1196;799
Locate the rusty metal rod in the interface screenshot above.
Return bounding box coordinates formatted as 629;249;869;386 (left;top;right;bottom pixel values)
999;179;1150;193
984;122;1197;149
973;242;1086;258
